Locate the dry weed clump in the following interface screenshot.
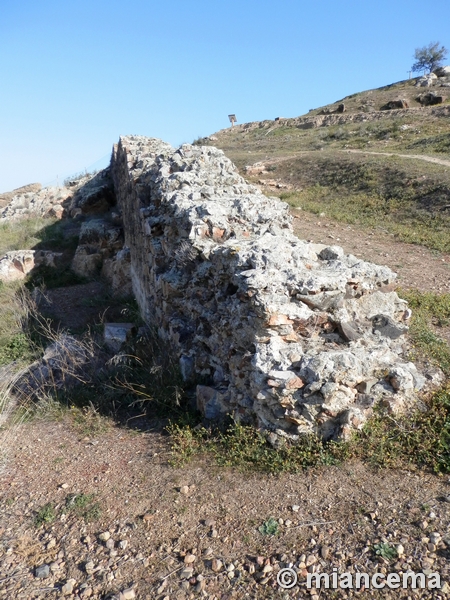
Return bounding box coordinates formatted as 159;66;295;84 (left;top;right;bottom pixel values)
0;286;102;471
0;284;36;366
0;216;54;256
0;286;39;471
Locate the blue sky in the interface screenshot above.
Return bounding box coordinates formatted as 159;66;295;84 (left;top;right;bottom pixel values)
1;0;449;193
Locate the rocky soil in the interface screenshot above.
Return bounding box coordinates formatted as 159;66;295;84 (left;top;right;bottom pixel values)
2;416;450;600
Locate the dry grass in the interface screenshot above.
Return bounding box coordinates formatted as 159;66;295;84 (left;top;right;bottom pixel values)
0;284;36;367
0;217;57;256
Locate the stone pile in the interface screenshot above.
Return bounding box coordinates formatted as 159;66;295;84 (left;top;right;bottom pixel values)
0;169;119;284
415;66;450;88
0;186;71;221
12;334;94;403
226;103;450;133
416;91;447;106
0;249;63;282
0;182;42;208
67;169;115;217
0;168;114;222
71;218;123;276
0;134;438;440
110;135;431;441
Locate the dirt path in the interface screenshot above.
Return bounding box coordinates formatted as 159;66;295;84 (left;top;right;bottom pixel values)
247;148;450;292
345;149;450;168
253;149;450;170
292;209;450;294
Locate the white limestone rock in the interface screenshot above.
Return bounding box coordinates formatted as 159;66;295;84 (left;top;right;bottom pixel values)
106;135;439;440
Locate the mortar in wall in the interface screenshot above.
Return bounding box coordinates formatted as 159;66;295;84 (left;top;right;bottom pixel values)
108;135;436;443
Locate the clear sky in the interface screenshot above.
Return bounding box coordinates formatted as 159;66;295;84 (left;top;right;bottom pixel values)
1;0;449;193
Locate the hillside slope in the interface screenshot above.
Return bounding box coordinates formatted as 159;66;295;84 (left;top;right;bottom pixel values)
201;76;450;254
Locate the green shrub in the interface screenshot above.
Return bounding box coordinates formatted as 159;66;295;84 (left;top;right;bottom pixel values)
373;543;398;561
0;332;33;365
258;517;279;536
0;285;36;366
34;503;56;527
65;493;101;522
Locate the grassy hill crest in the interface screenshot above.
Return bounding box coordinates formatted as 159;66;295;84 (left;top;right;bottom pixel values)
198;75;450;254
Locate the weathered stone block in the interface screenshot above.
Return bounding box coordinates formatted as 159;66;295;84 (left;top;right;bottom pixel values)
104;323;136;351
0;250;36;281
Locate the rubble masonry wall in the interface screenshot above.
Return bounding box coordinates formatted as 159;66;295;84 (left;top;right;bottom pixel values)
110;135;426;443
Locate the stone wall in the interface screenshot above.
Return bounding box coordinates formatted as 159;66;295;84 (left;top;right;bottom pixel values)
230;105;450;133
109;135;430;443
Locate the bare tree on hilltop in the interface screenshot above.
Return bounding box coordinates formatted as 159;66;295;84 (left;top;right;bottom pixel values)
412;42;448;74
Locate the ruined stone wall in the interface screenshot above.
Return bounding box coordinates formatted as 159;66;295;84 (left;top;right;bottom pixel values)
233;105;450;133
110;135;427;443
